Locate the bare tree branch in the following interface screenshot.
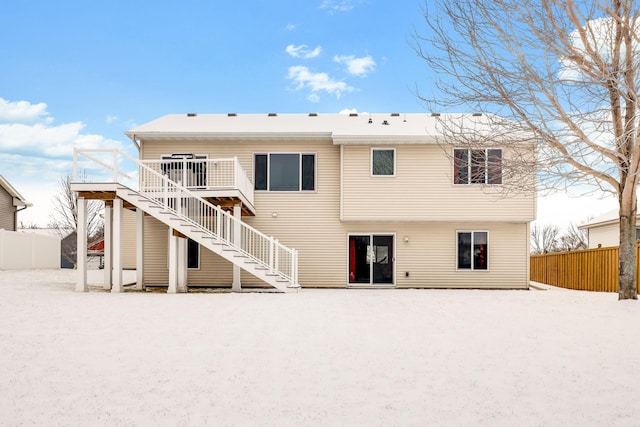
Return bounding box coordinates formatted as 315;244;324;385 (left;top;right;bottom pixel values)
413;0;640;299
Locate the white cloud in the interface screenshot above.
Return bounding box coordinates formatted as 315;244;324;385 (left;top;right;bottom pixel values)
0;122;124;157
559;17;640;81
287;66;353;101
339;108;358;115
285;23;297;31
106;114;118;124
334;55;376;76
0;98;52;124
0;98;125;158
285;44;322;59
319;0;363;13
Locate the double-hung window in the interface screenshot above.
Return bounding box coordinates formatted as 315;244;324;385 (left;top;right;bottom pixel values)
453;148;502;185
371;148;395;176
457;231;488;270
254;153;316;191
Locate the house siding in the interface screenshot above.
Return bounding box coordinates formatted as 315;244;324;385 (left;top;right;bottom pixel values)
341;145;535;222
587;223;620;249
137;138;530;289
0;186;16;231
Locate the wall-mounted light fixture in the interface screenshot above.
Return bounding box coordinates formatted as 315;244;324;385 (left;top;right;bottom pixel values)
272;212;278;218
404;236;409;243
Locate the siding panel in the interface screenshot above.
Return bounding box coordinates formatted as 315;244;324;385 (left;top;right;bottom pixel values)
0;187;15;231
342;145;535;222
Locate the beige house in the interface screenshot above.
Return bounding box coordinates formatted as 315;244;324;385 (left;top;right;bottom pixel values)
71;113;536;293
0;174;31;231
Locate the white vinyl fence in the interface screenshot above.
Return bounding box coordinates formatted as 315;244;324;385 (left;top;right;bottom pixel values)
0;229;60;270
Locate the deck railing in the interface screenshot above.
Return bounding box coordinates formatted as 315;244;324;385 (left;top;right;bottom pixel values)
72;148;298;287
140;158;254;205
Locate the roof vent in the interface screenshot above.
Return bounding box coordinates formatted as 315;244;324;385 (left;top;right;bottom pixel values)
309;113;318;116
472;113;482;116
228;113;237;117
391;113;400;117
368;118;373;124
382;120;389;125
349;113;358;117
431;113;441;117
187;113;197;117
268;113;278;117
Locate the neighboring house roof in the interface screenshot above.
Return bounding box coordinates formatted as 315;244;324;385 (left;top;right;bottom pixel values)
578;209;640;230
125;113;535;147
0;174;32;208
88;239;104;251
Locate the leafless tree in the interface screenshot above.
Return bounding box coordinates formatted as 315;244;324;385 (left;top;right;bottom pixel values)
414;0;640;299
531;224;561;254
49;175;102;238
558;222;589;251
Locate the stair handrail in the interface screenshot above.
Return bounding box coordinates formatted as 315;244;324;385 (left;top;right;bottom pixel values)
73;148;299;287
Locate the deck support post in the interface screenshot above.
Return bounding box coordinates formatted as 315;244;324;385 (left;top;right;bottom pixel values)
177;236;188;293
103;202;112;290
135;208;145;290
168;230;178;293
76;197;88;292
232;203;242;292
111;198;123;293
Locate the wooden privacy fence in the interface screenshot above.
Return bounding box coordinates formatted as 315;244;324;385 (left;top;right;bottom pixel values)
530;243;640;292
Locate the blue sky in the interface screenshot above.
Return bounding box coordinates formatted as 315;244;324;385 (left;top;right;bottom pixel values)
0;0;617;226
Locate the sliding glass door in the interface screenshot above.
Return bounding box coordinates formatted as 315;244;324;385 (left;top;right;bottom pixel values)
348;234;394;286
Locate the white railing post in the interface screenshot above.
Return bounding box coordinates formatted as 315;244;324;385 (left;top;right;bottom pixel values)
163;176;169;211
216;208;221;242
291;249;297;287
274;239;279;274
113;150;118;182
73;148;78;181
269;238;275;273
234;157;239;188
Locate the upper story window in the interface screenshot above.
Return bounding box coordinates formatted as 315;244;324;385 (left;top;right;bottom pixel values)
254;153;316;191
453;148;502;185
371;148;395;176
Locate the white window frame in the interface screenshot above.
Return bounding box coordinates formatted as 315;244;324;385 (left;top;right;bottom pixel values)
455;230;490;271
253;152;317;192
370;148;396;177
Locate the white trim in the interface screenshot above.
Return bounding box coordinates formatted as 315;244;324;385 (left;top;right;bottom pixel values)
346;232;396;287
370;148;396;177
455;230;490;271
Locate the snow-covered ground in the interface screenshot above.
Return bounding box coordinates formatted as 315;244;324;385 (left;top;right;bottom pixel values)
1;270;639;426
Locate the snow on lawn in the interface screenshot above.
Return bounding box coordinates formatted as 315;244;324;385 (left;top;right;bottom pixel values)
1;270;639;426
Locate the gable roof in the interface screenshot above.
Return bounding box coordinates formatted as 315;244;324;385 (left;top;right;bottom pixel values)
0;174;31;208
125;113;535;147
